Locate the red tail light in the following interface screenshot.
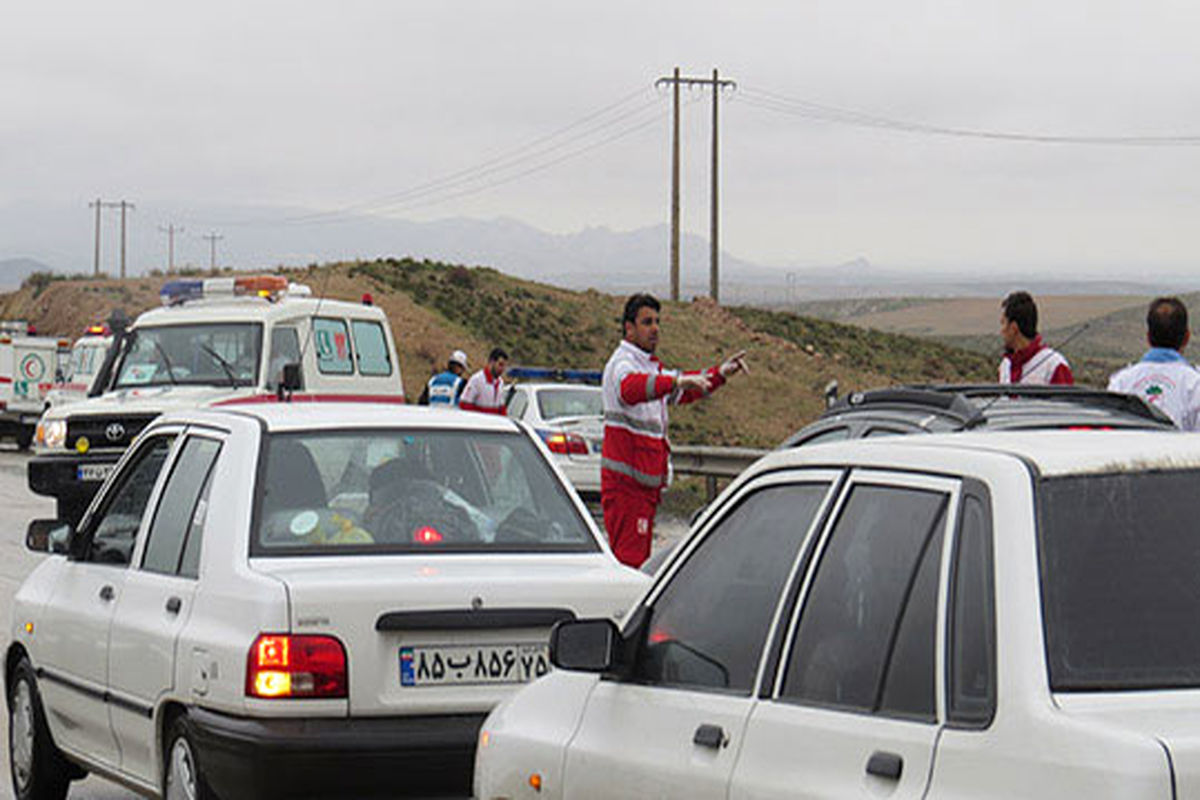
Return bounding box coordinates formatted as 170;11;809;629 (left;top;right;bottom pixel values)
413;525;443;544
246;634;347;699
540;431;589;455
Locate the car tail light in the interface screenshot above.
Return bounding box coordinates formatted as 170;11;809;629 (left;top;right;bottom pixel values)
413;525;443;544
538;430;589;455
246;634;347;699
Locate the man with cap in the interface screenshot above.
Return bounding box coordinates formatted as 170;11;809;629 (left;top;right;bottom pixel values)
423;350;469;407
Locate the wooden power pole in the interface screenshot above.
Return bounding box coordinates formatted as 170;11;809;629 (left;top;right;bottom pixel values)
656;68;735;303
158;224;184;272
202;232;224;271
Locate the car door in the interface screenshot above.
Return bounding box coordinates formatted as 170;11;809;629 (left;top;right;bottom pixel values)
34;432;177;769
107;429;224;784
561;471;842;799
730;470;958;800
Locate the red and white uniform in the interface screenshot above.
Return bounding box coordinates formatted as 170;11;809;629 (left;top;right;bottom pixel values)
601;340;725;567
999;335;1073;385
459;367;506;414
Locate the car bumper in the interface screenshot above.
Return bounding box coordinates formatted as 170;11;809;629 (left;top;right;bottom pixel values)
554;457;601;496
188;707;486;800
27;451;120;499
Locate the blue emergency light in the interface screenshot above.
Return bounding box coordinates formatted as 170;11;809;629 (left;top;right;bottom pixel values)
506;366;603;384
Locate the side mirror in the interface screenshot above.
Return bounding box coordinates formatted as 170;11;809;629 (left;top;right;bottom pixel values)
277;362;303;401
550;618;621;672
27;519;73;555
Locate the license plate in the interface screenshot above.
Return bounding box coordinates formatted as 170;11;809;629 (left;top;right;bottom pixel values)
77;464;114;482
400;643;551;687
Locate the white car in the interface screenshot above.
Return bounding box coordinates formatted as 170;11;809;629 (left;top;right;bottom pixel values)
506;382;602;500
43;327;114;410
477;429;1200;799
6;403;647;800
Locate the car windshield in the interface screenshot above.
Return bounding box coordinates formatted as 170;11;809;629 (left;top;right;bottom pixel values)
251;429;598;556
1038;469;1200;691
536;388;602;421
114;324;262;388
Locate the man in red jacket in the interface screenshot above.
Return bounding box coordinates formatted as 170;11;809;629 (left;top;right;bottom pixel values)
460;347;509;414
601;294;748;568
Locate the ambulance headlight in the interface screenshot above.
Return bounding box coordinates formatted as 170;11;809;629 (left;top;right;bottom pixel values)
39;420;67;449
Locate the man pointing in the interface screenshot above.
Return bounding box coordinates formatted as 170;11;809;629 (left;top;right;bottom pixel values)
601;293;749;568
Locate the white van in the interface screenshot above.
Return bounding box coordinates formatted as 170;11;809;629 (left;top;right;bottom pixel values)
29;276;406;523
0;328;71;449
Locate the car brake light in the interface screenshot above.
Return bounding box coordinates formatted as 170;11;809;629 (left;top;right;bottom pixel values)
413;526;443;544
1066;425;1114;431
538;430;589;455
246;634;347;699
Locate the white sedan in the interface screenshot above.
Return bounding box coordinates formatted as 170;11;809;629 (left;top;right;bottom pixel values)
6;403;646;800
476;429;1200;799
505;382;602;500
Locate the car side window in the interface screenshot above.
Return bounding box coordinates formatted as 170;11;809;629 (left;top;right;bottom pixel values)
351;320;392;376
633;483;832;695
313;317;353;375
141;436;222;577
947;488;996;727
507;390;528;419
86;436;176;566
798;427;851;447
781;484;949;721
267;326;302;389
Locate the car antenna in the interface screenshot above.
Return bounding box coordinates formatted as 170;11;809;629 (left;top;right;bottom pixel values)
286;265;337;402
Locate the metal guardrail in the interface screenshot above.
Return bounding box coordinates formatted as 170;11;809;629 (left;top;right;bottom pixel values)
672;444;769;500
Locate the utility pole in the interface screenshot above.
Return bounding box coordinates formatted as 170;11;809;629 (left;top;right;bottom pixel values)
114;201;134;279
656;68;735;303
202;232;224;271
88;199;122;277
158;224;184;272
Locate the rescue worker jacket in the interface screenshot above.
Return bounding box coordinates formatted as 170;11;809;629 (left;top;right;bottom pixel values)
460;367;506;414
426;370;464;407
999;335;1073;385
1108;348;1200;431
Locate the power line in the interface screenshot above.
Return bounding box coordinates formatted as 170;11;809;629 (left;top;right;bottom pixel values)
738;85;1200;146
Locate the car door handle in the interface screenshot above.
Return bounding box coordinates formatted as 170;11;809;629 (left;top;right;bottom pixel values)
98;585;115;602
693;723;726;750
165;596;182;615
866;751;903;780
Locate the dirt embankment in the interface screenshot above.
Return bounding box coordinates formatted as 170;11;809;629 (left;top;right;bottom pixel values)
0;262;993;448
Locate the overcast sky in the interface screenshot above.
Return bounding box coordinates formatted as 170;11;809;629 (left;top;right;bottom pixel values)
5;0;1200;277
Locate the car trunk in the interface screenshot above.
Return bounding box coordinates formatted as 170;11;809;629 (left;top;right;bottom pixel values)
1057;692;1200;796
550;416;603;462
251;553;644;716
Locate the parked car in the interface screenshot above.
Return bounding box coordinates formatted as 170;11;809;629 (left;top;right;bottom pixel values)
476;429;1200;799
29;275;407;527
505;369;603;501
6;403;647;800
781;383;1175;448
0;328;71;449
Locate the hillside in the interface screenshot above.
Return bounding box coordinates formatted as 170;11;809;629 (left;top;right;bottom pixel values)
0;259;993;448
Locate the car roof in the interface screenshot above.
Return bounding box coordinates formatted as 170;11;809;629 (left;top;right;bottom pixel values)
166;403;523;434
762;428;1200;478
516;383;601;392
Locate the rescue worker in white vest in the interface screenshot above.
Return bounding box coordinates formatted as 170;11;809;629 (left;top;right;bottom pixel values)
602;294;749;568
998;291;1074;385
460;347;508;415
423;350;469;407
1108;297;1200;431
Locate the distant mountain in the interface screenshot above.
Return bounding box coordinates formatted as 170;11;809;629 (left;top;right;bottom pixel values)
0;258;51;289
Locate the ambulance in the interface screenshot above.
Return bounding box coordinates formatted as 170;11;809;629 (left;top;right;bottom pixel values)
42;323;115;410
0;323;71;449
29;275;406;523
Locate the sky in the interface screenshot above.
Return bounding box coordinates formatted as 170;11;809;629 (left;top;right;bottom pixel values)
5;0;1200;277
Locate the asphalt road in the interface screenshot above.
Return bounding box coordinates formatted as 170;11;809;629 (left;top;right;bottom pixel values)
0;447;137;799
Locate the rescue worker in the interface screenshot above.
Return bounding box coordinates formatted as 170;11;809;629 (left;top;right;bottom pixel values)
423;350;469;407
460;347;509;414
998;290;1074;385
1108;297;1200;431
602;293;748;568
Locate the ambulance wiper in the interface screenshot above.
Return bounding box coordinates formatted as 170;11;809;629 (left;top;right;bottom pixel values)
199;344;243;388
151;339;178;385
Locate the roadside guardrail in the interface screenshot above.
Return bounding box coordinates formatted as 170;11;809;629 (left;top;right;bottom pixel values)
672;444;769;500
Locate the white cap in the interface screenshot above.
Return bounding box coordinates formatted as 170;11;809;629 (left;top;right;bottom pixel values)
450;350;469;368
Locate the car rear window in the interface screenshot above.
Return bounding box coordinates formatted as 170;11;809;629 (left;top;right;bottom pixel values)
251;429;598;556
1038;469;1200;690
536;388;602;421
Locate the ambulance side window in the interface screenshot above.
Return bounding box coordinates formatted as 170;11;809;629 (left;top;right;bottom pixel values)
351;320;392;377
268;327;303;389
313;318;353;375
